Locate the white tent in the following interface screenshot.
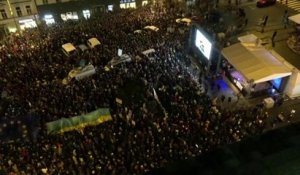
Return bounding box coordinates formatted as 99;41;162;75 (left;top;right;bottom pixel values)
176;18;191;23
62;43;76;55
87;38;101;48
238;34;257;43
144;26;159;32
288;13;300;24
222;43;291;84
134;30;142;34
68;64;96;80
238;34;260;45
142;48;155;55
108;54;132;67
181;18;192;23
176;18;192;24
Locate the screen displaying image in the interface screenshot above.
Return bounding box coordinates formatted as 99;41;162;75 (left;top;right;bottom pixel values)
195;30;212;60
271;77;282;90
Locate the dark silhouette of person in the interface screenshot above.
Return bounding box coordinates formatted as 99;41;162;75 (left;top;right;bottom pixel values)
261;15;268;33
271;30;277;47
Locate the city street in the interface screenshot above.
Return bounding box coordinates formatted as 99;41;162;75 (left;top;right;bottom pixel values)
277;0;300;12
205;1;300;130
2;0;300;174
237;1;300;123
239;1;300;69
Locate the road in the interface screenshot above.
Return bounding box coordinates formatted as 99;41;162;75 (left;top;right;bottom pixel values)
212;2;300;129
277;0;300;12
239;1;300;69
241;2;300;130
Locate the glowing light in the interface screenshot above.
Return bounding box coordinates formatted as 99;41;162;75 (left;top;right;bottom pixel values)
142;0;148;6
44;14;55;25
8;27;17;33
272;78;282;89
271;88;275;94
6;0;13;16
108;5;113;11
83;10;90;19
44;14;53;19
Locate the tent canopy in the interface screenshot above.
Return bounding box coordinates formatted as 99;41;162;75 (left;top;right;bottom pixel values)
68;64;96;80
238;34;258;44
288;13;300;24
134;30;142;34
144;26;159;31
108;54;132;67
181;18;192;23
62;43;76;53
176;18;192;24
87;38;101;48
142;48;155;55
222;43;291;84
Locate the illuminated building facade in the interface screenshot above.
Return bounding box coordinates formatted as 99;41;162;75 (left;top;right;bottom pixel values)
0;0;38;36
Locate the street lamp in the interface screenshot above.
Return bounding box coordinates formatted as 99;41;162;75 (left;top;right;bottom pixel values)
6;0;20;32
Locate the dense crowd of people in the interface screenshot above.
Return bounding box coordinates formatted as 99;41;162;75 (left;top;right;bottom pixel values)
0;4;268;175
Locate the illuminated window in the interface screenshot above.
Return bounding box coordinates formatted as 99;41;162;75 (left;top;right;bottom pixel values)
66;12;72;19
94;5;105;13
120;0;135;2
15;7;22;17
19;19;37;30
26;6;32;15
8;27;17;33
61;14;67;21
120;2;136;9
142;0;148;6
120;3;126;9
0;9;7;19
108;5;113;11
129;2;136;8
44;14;55;25
72;12;78;20
83;10;90;19
61;12;78;21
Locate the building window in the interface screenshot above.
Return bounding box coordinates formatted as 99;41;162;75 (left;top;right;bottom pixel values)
44;14;55;25
16;7;22;17
120;0;136;9
108;5;113;11
19;19;37;30
43;0;48;4
94;5;105;13
26;6;32;15
83;10;90;19
56;0;61;3
61;12;78;21
0;9;7;19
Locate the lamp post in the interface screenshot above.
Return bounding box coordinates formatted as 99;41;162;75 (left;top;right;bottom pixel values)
33;0;39;23
6;0;20;33
32;0;41;33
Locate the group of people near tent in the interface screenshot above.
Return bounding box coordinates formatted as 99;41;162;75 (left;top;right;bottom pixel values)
0;4;277;175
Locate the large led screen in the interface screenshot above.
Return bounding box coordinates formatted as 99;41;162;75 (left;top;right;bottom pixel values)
195;29;212;60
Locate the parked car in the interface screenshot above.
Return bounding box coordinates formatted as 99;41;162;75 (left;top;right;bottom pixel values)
256;0;276;7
